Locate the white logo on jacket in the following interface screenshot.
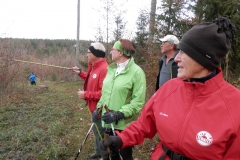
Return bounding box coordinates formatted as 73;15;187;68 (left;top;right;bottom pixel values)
196;131;213;146
159;112;168;117
92;74;97;79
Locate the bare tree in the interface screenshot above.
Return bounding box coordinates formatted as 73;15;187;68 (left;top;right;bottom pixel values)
94;25;104;42
76;0;80;65
148;0;157;54
101;0;114;54
148;0;157;43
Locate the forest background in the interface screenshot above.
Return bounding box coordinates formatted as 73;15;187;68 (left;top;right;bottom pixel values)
0;0;240;159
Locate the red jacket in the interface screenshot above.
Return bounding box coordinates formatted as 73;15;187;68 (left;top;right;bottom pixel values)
79;58;108;113
118;68;240;159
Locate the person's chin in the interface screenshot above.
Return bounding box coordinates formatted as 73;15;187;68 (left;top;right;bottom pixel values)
177;76;186;80
177;72;184;79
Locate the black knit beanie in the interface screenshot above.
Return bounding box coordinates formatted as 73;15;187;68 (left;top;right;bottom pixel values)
89;46;105;58
178;17;235;71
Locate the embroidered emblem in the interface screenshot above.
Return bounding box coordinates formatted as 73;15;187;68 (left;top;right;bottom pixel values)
196;131;213;146
92;74;97;79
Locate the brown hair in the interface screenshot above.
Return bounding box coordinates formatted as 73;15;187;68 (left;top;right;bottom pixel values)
119;39;135;58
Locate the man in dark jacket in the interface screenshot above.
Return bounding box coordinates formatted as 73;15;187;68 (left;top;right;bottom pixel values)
156;35;179;91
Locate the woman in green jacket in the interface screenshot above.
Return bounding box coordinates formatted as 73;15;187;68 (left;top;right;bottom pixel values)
92;39;146;160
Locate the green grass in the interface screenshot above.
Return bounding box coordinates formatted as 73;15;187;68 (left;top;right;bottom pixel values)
0;81;157;160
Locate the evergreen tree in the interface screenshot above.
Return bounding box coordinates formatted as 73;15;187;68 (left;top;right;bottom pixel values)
113;14;126;41
155;0;195;39
134;10;149;47
133;10;149;65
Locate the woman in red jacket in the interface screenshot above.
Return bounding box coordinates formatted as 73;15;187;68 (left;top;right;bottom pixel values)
72;42;108;160
99;17;240;160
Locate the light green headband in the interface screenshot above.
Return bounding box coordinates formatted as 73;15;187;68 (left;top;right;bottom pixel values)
113;41;131;56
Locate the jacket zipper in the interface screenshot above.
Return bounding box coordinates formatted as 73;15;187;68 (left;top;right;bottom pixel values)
177;83;197;149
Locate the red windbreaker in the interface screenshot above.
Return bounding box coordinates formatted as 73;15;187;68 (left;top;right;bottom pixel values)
79;58;108;113
118;68;240;159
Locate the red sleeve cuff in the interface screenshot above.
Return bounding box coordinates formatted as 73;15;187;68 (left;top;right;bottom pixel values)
116;131;129;149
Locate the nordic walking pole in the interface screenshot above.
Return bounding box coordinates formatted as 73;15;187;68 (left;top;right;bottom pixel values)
13;59;72;70
83;96;103;140
103;105;123;160
75;122;95;160
104;105;116;136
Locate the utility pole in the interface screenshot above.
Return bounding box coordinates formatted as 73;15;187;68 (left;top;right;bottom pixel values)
76;0;80;65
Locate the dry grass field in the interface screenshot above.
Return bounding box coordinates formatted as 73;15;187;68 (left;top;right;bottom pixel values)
0;80;158;160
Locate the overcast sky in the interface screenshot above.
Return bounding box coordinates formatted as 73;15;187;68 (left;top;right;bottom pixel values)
0;0;151;40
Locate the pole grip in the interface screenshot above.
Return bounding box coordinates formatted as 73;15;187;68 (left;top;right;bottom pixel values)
104;128;112;160
104;133;111;152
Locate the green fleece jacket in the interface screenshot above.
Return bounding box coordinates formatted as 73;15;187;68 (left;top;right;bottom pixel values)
97;57;146;130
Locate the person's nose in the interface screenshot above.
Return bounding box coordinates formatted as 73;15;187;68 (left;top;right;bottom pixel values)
174;53;180;62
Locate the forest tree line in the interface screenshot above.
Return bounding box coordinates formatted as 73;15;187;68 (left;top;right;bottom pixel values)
1;0;240;97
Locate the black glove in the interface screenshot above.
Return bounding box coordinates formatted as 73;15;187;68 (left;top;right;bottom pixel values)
102;111;124;124
99;136;123;160
92;109;101;123
99;139;110;160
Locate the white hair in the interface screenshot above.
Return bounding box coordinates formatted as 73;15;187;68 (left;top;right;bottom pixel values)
91;42;106;52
